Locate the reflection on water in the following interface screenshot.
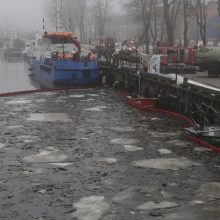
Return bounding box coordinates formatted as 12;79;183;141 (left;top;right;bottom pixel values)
0;56;40;93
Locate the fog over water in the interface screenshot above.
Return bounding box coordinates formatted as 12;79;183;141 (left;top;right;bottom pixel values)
0;0;49;31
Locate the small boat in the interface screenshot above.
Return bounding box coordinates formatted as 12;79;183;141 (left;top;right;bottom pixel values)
30;0;100;86
30;32;100;86
185;126;220;148
4;46;23;61
127;97;159;109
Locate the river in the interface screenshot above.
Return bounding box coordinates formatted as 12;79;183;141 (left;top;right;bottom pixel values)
0;56;40;93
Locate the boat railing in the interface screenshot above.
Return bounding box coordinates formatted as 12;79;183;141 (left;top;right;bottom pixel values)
50;52;98;63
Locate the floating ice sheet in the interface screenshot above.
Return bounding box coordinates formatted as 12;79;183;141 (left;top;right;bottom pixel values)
158;149;172;154
69;95;85;98
197;182;220;199
0;143;6;150
24;149;68;163
137;201;179;211
7;125;22;129
123;145;144;152
23;140;34;143
97;158;117;165
87;94;99;97
50;162;74;167
133;157;201;170
166;139;188;147
6;99;31;104
72;196;109;220
111;127;135;132
113;188;135;204
149;132;181;139
85;106;110;112
85;106;102;112
111;138;138;145
35;99;46;103
27;113;72;122
194;147;212;152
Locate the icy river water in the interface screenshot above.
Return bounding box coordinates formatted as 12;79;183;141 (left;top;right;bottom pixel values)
0;56;220;219
0;86;220;220
0;58;40;93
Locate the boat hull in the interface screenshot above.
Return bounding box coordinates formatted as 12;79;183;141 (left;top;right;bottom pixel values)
185;127;220;148
31;59;100;86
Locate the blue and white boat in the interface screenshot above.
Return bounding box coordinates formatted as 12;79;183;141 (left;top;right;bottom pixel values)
31;32;100;85
30;0;100;86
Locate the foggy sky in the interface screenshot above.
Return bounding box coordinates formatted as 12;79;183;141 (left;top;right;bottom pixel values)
0;0;49;31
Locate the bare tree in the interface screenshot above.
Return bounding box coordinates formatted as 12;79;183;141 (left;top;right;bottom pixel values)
61;0;88;43
149;0;162;42
191;0;207;46
75;0;87;43
162;0;181;46
94;0;108;39
183;0;189;47
126;0;154;53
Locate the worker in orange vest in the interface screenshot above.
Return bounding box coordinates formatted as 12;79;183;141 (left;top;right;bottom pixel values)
88;51;95;61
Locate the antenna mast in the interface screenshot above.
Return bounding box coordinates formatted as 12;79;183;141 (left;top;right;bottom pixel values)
55;0;63;31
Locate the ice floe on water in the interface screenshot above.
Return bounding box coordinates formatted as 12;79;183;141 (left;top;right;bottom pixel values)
72;196;109;220
196;182;220;199
57;96;67;99
137;201;179;211
194;147;212;152
7;125;22;129
165;139;188;147
87;94;99;97
123;145;144;152
99;106;111;109
55;99;65;103
191;200;204;205
21;168;43;175
17;135;38;140
149;132;181;139
111;138;138;145
50;162;74;167
158;149;172;154
27;113;72;122
69;95;85;98
23;140;34;143
0;143;6;150
85;106;111;112
151;118;161;121
24;148;68;163
133;157;201;170
110;126;135;132
5;99;32;105
35;99;46;103
97;158;117;165
85;106;102;112
113;188;135;204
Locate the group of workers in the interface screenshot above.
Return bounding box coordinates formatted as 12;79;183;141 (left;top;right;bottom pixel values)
52;50;95;62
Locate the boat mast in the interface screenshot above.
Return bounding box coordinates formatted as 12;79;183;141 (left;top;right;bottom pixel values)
55;0;63;32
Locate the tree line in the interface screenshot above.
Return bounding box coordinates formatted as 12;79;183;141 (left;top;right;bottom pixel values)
46;0;111;44
126;0;211;52
46;0;220;51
